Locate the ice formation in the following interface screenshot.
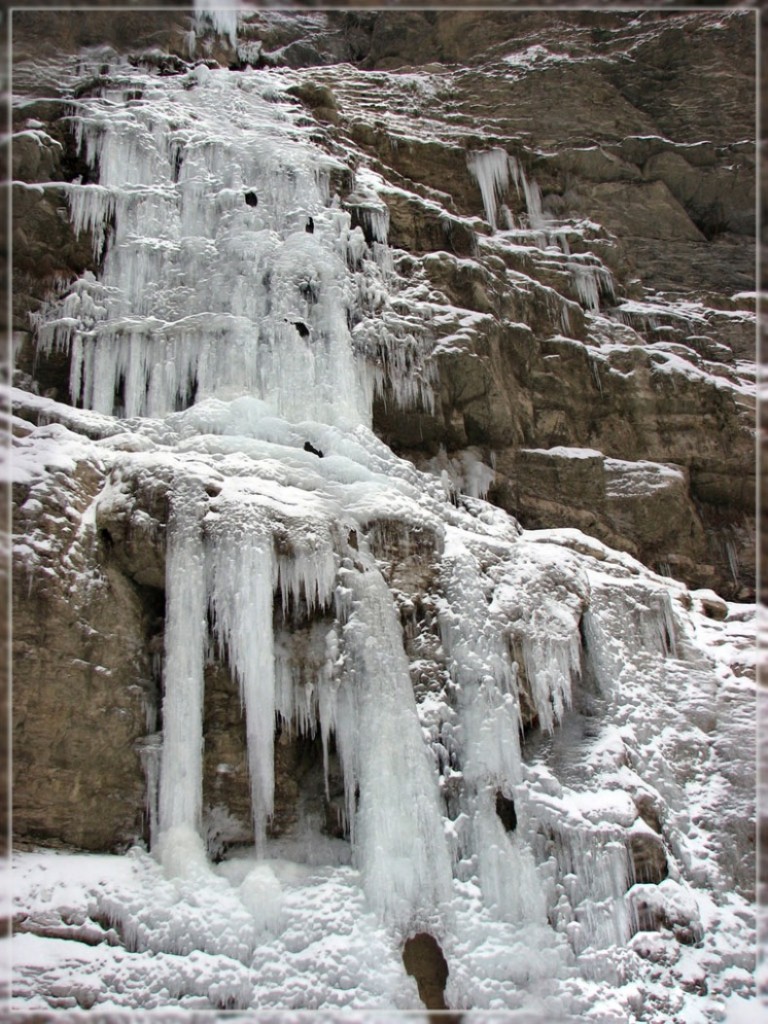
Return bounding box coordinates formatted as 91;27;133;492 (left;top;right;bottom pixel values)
35;61;429;428
10;28;756;1023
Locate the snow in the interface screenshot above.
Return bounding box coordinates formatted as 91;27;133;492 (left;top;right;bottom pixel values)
523;446;604;460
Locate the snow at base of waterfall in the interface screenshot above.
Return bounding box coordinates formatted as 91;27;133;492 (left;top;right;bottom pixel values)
8;814;756;1019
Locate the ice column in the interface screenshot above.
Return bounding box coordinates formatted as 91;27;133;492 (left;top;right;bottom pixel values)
208;522;277;854
157;477;209;840
438;532;523;790
437;533;549;923
328;560;453;929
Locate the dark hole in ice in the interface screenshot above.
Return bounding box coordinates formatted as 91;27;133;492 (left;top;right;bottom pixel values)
291;319;310;338
495;791;517;831
113;373;126;417
99;528;113;551
244;190;258;207
173;377;198;412
402;933;450;1011
303;441;323;458
171;146;183;183
299;279;319;304
306;216;314;233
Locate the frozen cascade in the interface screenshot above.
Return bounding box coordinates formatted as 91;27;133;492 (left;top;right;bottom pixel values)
11;35;757;1020
438;534;550;925
438;532;524;792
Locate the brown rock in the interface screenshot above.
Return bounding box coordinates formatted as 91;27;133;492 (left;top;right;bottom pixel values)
13;459;152;851
627;832;669;886
402;932;450;1011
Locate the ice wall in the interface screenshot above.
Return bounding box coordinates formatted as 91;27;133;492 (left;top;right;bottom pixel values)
13;41;755;1018
35;60;431;428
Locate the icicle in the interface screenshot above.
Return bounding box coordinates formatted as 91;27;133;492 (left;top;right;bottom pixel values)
467;148;510;231
195;1;239;47
357;206;389;245
275;544;337;616
571;264;600;311
508;154;546;231
540;823;633;955
138;734;162;850
568;258;614;312
725;535;740;584
207;522;276;853
67;184;116;259
521;633;581;734
588;354;603;396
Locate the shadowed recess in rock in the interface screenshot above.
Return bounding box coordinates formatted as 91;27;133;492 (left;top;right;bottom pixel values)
402;933;450;1011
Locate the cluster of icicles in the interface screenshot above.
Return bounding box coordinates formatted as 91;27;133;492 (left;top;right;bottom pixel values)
466;147;614;310
33;58;434;427
152;461;601;934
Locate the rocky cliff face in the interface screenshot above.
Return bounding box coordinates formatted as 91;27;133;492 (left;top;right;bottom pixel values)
10;8;757;1020
13;9;756;600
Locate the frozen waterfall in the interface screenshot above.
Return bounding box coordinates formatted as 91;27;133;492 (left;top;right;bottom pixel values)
11;36;756;1019
36;61;428;427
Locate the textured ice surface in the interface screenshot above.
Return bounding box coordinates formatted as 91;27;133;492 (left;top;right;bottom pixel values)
34;61;432;427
